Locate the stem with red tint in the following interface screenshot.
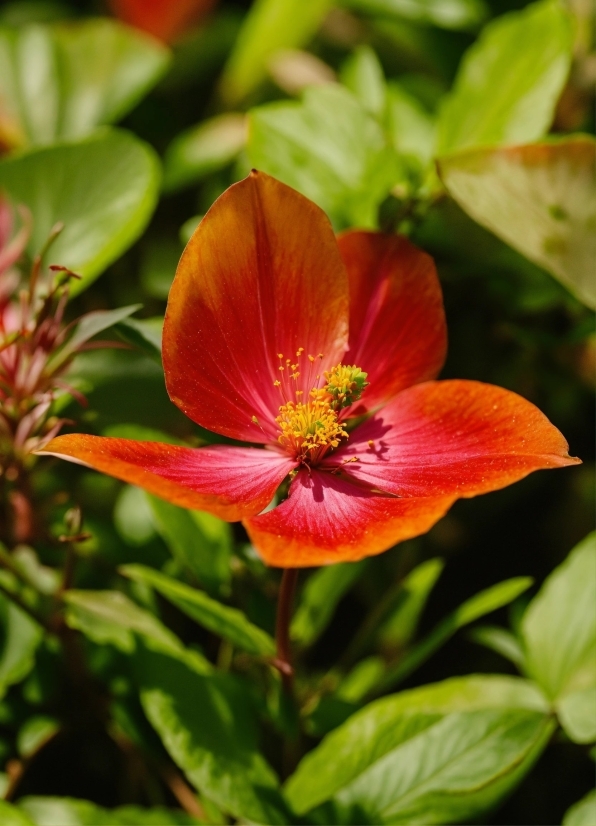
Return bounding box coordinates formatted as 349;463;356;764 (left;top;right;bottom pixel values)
274;568;299;694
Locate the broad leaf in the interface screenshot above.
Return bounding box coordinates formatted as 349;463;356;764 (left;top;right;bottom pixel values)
385;82;436;171
50;305;141;369
342;0;488;31
0;19;169;149
0;801;35;826
0;129;160;293
556;686;596;745
115;316;163;362
436;0;572;154
291;561;367;646
18;796;202;825
0;595;43;700
114;485;158;546
340;46;386;117
522;532;596;700
285;673;549;815
147;494;232;595
563;790;596;826
121;564;275;657
376;577;533;692
137;646;288;824
219;0;333;104
248;84;401;228
163;114;247;193
438;136;596;309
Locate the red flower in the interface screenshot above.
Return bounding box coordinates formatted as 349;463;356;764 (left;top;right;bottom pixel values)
108;0;217;43
40;172;579;567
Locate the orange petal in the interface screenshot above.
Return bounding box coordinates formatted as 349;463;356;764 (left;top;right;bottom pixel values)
339;230;446;411
163;171;349;444
325;380;580;498
244;469;455;567
39;435;295;521
109;0;216;43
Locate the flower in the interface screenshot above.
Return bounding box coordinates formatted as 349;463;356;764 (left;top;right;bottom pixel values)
108;0;217;43
39;172;580;567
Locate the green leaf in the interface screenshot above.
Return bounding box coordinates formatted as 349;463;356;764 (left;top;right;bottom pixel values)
121;564;275;657
163;114;247;193
436;0;572;154
385;82;436;171
17;715;60;759
0;801;35;826
342;0;488;31
62;589;211;674
219;0;333;105
18;796;202;825
248;84;400;228
137;646;288;824
378;558;445;649
146;494;232;595
0;19;169;149
522;532;596;700
336;657;387;703
563;790;596;826
340;46;386;117
50;304;141;369
114;485;158;547
557;686;596;744
114;316;163;362
376;577;533;692
285;673;549;815
291;561;367;647
468;625;526;669
0;129;160;293
0;596;43;700
438;136;596;309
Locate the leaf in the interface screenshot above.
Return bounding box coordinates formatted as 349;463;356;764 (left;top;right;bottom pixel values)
146;494;232;595
563;790;596;826
340;46;386;117
62;589;211;673
468;625;526;669
121;564;275;657
114;316;163;362
0;19;169;149
114;485;158;546
137;646;288;824
342;0;488;31
522;532;596;700
0;801;35;826
51;305;141;368
336;657;386;703
163;114;247;193
376;577;533;693
291;561;367;646
285;673;549;815
219;0;333;105
0;129;160;293
385;82;436;171
0;595;43;700
17;716;60;759
438;136;596;309
378;558;445;649
248;84;401;228
436;0;572;154
18;796;202;825
557;686;596;744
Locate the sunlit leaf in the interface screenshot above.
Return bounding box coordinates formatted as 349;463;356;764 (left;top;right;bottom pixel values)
0;801;35;826
556;686;596;744
17;716;60;759
0;130;160;293
121;564;275;657
18;796;203;825
436;0;572;154
114;316;163;362
342;0;488;31
378;558;444;649
522;532;596;700
563;790;596;826
468;625;526;669
340;45;386;117
113;485;157;547
438;136;596;309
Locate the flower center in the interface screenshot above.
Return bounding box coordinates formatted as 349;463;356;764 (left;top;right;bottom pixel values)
271;350;368;464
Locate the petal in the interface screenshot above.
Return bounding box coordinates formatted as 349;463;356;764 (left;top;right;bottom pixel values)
163;171;349;443
338;231;446;411
109;0;215;43
39;435;295;521
244;469;455;567
325;380;580;498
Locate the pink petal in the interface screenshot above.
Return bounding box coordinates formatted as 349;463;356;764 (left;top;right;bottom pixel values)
324;380;580;498
338;231;446;411
39;435;295;520
244;469;454;567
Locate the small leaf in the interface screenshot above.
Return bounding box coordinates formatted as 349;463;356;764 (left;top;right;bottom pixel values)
115;316;163;362
438;136;596;309
291;560;367;647
219;0;333;105
378;558;444;649
340;46;386;117
18;796;203;825
17;716;60;759
556;686;596;745
137;646;288;824
52;304;141;368
114;485;157;547
342;0;488;31
0;595;43;700
385;82;436;170
121;564;275;657
163;114;247;193
563;790;596;826
436;0;572;154
468;625;526;669
0;129;160;293
522;532;596;700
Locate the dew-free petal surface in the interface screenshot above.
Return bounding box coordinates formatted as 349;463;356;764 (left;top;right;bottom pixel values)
326;380;579;498
39;435;295;520
163;171;349;443
244;469;454;567
109;0;216;43
339;231;447;411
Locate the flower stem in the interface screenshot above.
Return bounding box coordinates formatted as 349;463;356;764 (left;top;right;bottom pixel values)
274;568;298;693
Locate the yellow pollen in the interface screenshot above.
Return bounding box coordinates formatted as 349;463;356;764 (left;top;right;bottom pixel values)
276;389;348;462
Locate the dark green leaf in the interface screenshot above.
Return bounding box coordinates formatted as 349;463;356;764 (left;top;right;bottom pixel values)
17;715;60;759
115;316;163;362
378;558;444;649
0;595;43;700
342;0;488;31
